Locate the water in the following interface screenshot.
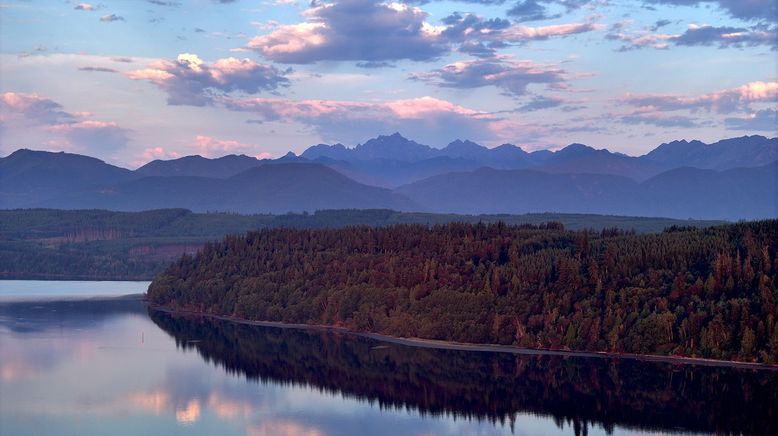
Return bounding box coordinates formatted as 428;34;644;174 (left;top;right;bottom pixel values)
0;280;150;300
0;282;776;436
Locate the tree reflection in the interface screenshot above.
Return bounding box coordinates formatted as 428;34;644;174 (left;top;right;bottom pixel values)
151;310;778;435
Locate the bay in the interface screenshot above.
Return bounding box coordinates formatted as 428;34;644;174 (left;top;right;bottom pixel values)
0;281;775;435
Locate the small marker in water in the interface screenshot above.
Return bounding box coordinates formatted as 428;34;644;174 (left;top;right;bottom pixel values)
141;331;144;344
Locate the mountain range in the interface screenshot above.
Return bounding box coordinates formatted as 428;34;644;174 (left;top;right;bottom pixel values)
1;134;776;220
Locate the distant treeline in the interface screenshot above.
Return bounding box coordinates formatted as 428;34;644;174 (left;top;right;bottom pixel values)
148;220;778;363
0;208;723;280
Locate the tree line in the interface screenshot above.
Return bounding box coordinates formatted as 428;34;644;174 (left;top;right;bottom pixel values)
1;208;724;280
148;220;777;363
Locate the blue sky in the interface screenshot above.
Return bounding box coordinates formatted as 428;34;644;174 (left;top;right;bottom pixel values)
1;0;775;167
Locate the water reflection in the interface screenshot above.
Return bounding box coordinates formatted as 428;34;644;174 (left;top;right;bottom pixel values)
1;296;776;436
151;310;778;436
0;295;146;333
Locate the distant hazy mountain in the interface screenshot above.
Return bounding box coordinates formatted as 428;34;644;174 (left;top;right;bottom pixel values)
304;133;538;167
643;136;778;170
641;163;778;220
0;149;132;208
535;143;665;181
397;162;778;220
395;168;644;217
302;134;537;186
40;163;417;214
302;133;437;162
301;133;777;186
1;134;775;219
135;154;264;179
308;156;484;187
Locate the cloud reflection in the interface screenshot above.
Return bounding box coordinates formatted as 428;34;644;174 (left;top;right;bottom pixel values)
247;420;324;436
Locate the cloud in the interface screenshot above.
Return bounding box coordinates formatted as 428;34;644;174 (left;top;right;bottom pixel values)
622;81;778;113
140;136;274;166
618;81;777;130
435;0;594;22
607;22;776;50
650;19;672;31
193;135;272;158
673;24;777;49
507;0;560;22
443;12;603;44
78;66;119;73
74;3;94;11
100;14;124;22
457;41;504;58
1;92;129;153
498;21;604;42
516;94;565;111
642;1;777;23
606;29;675;50
247;0;448;63
439;12;511;42
724;109;777;131
0;92;72;126
219;95;529;146
246;1;602;64
47;120;130;151
409;57;568;96
355;61;394;68
127;53;290;106
142;146;180;161
621;111;701;128
404;0;508;3
147;0;182;6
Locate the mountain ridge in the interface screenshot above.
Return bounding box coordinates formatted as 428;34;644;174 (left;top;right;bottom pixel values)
1;134;775;219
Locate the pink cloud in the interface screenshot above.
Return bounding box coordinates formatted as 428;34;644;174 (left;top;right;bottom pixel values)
47;120;121;132
501;21;605;42
246;1;446;64
0;92;71;125
245;3;603;64
127;53;289;106
248;22;328;60
194;135;272;158
220;95;543;146
220;95;486;121
622;81;778;113
142;147;181;161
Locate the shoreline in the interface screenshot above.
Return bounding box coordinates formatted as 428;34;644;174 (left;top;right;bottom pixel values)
0;292;147;303
149;305;778;371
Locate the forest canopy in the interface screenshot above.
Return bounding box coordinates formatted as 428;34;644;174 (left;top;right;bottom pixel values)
0;208;723;280
147;220;778;363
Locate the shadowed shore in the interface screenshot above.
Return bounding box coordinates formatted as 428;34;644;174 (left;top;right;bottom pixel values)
149;304;778;371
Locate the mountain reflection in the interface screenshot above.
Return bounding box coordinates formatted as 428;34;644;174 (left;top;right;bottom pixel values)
0;296;146;333
151;310;778;436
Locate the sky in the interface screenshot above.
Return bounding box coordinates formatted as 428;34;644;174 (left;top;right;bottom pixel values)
0;0;775;167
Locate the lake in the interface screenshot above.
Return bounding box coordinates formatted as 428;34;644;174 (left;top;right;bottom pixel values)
0;281;776;435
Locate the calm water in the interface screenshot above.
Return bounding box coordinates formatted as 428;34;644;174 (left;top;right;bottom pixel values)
0;282;776;436
0;280;151;300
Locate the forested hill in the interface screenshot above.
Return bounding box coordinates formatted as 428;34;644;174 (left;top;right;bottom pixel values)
0;208;725;280
148;220;778;363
